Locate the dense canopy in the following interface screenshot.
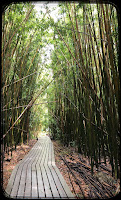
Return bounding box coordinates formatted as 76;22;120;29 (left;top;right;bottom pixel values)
1;2;120;179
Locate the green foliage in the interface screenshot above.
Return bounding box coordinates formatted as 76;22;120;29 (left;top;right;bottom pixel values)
2;2;120;179
46;3;120;178
2;2;51;147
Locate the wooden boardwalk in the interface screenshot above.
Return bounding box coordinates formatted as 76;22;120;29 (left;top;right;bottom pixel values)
5;136;74;199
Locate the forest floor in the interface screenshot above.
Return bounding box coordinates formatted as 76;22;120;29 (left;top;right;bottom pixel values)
2;139;37;191
2;138;120;198
53;140;120;198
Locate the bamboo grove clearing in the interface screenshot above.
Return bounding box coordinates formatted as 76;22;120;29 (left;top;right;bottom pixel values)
1;1;120;187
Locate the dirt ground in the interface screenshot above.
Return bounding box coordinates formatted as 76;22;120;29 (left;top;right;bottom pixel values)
2;139;37;190
52;140;120;198
2;138;120;198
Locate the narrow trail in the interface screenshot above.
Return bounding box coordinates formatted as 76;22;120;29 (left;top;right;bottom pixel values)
5;136;74;199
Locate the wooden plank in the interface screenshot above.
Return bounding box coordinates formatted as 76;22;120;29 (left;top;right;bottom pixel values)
6;140;37;198
31;143;41;198
44;142;49;166
48;142;52;166
40;142;48;166
51;142;55;166
19;144;39;198
12;144;37;198
48;166;67;198
36;167;45;198
40;166;52;198
24;164;32;197
35;142;46;198
36;143;45;168
31;148;40;170
10;164;23;198
5;163;20;196
17;163;27;197
32;170;38;198
6;136;74;199
45;165;60;198
21;141;39;198
51;140;74;198
53;165;74;198
6;141;37;197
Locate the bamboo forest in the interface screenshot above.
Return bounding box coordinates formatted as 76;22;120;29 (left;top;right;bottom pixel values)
1;1;120;198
